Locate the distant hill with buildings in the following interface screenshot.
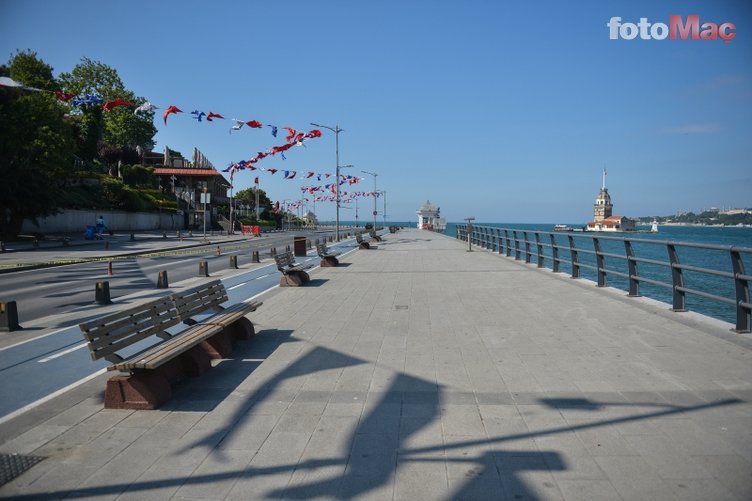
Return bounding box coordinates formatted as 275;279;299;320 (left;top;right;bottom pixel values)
636;209;752;226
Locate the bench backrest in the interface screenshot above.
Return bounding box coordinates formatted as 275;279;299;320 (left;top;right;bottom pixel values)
79;296;182;363
274;250;295;270
171;279;228;321
356;233;364;242
369;230;377;237
316;242;328;255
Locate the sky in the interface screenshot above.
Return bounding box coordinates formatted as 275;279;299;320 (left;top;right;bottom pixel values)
1;0;750;224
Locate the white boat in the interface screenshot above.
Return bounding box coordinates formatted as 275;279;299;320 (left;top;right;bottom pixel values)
650;220;659;233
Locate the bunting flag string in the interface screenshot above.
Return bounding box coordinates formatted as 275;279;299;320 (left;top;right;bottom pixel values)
0;76;315;141
222;129;326;181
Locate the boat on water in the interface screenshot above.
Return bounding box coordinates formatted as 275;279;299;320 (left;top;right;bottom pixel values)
650;220;659;233
554;224;584;232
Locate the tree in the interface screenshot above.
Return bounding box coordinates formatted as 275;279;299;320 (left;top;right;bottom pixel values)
0;51;75;239
235;187;272;218
58;58;156;172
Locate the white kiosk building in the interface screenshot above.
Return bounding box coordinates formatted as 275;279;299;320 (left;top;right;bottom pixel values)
417;200;445;231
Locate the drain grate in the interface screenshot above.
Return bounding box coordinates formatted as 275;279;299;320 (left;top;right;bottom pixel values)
0;454;45;486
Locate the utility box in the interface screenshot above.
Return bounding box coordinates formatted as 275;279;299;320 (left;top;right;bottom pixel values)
294;236;307;257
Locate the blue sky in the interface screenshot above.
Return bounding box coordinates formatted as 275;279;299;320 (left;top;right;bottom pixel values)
2;0;750;224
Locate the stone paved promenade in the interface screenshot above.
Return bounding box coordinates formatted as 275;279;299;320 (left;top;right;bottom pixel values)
1;229;751;500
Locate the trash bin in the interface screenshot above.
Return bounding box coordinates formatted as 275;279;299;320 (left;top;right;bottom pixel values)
293;236;307;257
85;225;96;240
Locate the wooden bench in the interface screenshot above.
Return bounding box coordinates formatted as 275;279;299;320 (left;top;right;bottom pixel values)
355;232;371;250
316;242;340;267
79;280;262;410
274;249;314;286
369;229;382;242
171;279;263;358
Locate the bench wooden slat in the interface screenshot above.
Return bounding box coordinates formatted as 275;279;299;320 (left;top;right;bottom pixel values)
201;301;263;326
113;323;223;371
316;243;339;258
274;250;313;274
79;297;182;362
172;280;229;320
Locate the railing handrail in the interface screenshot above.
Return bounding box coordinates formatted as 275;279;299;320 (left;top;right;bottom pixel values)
455;223;751;333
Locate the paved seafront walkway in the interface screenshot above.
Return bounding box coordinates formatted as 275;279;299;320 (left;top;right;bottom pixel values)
1;229;751;500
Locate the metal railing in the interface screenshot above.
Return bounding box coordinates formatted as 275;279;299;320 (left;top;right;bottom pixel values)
456;224;752;332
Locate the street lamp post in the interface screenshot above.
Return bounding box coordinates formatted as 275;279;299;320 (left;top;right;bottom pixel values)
382;190;387;227
361;170;378;229
311;122;344;241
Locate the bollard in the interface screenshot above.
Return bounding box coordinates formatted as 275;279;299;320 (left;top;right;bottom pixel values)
157;270;169;288
252;250;260;263
104;239;109;250
229;255;238;269
216;246;221;256
286;244;291;252
130;233;135;241
95;281;112;305
0;301;21;332
163;232;167;238
107;261;113;276
270;247;277;258
199;260;209;277
33;239;39;248
0;241;5;252
189;230;193;237
62;237;70;247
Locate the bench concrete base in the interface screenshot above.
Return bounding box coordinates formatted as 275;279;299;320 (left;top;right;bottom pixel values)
226;317;255;341
104;373;171;410
280;274;303;287
359;242;371;250
199;330;234;359
280;270;311;287
180;345;212;377
320;256;339;267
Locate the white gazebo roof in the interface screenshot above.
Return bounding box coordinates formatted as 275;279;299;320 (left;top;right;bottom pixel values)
417;200;439;214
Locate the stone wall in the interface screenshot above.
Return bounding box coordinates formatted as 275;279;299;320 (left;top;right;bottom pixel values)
21;209;184;235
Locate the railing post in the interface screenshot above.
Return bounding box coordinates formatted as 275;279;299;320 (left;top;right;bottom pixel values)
593;237;606;287
523;232;532;263
535;232;544;268
496;229;503;254
624;240;639;297
505;230;512;257
513;231;521;260
667;243;686;311
550;234;560;273
568;235;580;278
730;248;751;332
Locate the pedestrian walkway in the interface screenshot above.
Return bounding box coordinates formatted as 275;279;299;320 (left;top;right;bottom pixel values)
1;229;750;500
